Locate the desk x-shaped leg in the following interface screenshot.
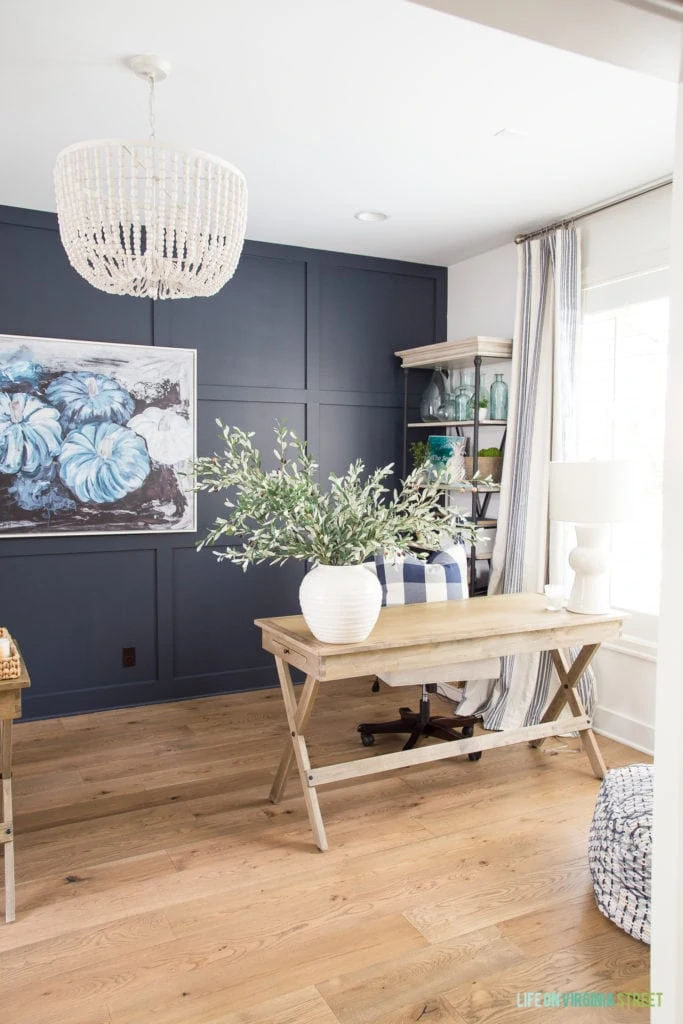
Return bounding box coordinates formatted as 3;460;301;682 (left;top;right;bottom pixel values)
529;643;606;779
269;660;327;851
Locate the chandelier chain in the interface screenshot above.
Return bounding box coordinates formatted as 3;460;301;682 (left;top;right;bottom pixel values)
148;75;156;140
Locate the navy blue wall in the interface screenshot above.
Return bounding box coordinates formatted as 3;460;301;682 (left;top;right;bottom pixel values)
0;205;446;719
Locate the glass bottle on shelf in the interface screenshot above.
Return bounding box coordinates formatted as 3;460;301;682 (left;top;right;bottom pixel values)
438;391;458;421
419;368;447;422
489;373;508;420
453;386;471;421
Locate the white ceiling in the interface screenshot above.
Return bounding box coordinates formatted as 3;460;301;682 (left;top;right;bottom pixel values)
0;0;678;265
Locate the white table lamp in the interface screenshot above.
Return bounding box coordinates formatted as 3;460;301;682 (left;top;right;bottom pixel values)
549;460;632;614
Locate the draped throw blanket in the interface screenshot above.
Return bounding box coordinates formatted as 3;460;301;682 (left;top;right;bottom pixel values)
455;227;596;729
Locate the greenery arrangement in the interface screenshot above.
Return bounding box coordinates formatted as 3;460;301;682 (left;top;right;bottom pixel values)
408;440;429;468
194;422;478;569
478;395;489;408
478;446;502;457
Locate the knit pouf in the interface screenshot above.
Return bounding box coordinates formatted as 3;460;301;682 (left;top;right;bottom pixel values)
588;764;653;944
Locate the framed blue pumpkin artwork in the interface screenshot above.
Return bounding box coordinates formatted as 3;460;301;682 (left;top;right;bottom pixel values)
0;334;196;536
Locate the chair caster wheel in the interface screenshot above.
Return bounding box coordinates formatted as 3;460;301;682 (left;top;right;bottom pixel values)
462;724;474;738
360;732;375;747
468;751;482;761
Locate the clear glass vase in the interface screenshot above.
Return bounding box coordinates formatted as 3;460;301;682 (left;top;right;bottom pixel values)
438;391;458;421
453;386;471;421
489;373;508;420
419;369;447;422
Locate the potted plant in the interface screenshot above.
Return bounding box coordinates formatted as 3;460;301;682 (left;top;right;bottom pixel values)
465;446;503;483
194;422;478;644
408;439;428;471
467;393;489;421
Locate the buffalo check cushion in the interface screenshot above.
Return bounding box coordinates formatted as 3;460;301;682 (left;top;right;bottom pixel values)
373;544;467;607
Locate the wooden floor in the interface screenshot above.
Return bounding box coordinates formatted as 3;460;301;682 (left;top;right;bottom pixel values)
1;678;652;1024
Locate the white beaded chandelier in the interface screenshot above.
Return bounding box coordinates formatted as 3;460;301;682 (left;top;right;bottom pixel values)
54;55;248;300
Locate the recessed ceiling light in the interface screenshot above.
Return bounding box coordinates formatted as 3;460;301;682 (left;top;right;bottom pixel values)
354;210;389;222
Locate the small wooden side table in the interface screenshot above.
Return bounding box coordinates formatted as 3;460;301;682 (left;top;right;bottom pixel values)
0;641;30;923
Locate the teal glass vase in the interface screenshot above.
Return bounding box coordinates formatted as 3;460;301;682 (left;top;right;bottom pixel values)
489;373;508;420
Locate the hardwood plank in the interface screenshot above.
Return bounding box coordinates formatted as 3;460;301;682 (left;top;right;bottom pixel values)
13;718;66;742
316;926;525;1024
360;998;469;1024
496;892;618;958
162;835;591;946
217;987;341;1024
6;994;112;1024
414;785;601;840
0;909;173;988
105;913;426;1022
0;852;177;954
442;931;650;1024
403;857;594;943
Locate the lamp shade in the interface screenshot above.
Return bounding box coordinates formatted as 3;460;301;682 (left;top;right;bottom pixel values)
549;460;632;524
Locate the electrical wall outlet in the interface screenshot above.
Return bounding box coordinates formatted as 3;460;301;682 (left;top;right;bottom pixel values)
122;646;136;668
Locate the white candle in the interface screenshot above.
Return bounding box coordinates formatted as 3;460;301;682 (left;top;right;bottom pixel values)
0;638;11;659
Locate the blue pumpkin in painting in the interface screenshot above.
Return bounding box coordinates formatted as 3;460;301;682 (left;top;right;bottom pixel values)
58;422;151;504
0;346;43;388
46;372;135;429
0;392;62;474
10;463;76;512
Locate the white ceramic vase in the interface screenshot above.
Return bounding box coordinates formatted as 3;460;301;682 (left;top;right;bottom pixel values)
299;564;382;643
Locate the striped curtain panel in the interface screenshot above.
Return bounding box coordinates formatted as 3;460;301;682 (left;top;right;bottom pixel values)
456;227;596;729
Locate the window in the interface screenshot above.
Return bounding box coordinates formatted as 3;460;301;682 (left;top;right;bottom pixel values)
577;289;668;627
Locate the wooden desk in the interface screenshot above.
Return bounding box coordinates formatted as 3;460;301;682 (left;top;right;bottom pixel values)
255;592;625;851
0;643;30;922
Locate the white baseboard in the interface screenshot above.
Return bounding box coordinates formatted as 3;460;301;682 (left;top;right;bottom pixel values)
593;705;654;756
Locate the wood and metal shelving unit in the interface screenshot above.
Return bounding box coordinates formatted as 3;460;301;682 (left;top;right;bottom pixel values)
396;336;513;595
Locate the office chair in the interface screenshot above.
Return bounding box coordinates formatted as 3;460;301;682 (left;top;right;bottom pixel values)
358;543;500;759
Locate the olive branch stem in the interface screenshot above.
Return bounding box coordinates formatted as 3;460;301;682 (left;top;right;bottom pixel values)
194;422;479;568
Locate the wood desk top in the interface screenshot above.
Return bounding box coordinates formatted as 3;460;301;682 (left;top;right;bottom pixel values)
255;592;625;681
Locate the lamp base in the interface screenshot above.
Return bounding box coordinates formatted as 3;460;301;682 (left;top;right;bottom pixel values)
566;524;612;615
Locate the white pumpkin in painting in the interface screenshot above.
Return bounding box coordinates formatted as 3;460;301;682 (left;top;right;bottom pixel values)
128;407;193;465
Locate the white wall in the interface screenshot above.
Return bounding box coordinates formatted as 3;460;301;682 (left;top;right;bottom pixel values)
446;186;672;341
411;0;682;82
447;188;673;755
651;78;683;1020
447;242;517;340
446;242;517;547
583;182;671;289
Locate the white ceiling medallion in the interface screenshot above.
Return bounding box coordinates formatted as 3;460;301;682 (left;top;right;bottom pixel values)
53;55;248;300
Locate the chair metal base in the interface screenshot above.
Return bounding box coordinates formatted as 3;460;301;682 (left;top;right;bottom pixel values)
358;694;483;760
